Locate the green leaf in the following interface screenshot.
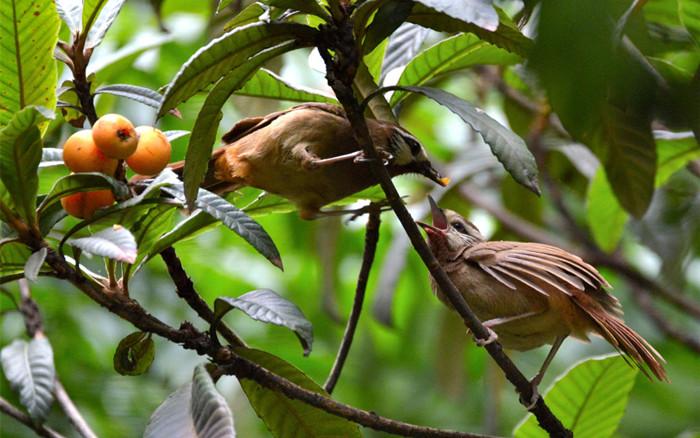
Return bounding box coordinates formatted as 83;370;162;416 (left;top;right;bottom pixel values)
67;224;137;263
0;107;53;226
158;22;317;117
380;22;430;82
242;192;296;217
0;241;32;277
655;131;700;185
0;0;60;128
94;84;163;109
390;33;520;105
415;0;498;31
387;85;540;194
145;364;235;438
84;0;125;48
129;205;177;273
514;354;637;438
0;337;55;422
679;0;700;46
236;348;362;437
408;4;532;57
113;332;155;376
363;0;414;53
587;168;628;253
183;42;301;212
236;69;336;103
222;2;269;31
37;172;128;214
164;185;283;270
262;0;331;20
215;289;313;355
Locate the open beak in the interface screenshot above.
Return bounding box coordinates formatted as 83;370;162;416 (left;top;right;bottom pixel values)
420;162;450;187
416;196;448;239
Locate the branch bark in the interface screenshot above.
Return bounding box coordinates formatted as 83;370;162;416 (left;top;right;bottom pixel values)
0;396;64;438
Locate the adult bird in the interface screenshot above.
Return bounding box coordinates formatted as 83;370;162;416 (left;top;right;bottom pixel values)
418;197;667;403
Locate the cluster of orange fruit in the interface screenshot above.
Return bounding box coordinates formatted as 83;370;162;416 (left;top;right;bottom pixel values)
61;114;171;218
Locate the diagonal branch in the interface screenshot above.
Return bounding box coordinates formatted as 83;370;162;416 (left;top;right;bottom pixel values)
315;15;572;438
324;206;381;393
0;396;64;438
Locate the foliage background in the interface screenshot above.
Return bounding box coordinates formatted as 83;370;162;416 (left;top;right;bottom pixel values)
1;0;699;436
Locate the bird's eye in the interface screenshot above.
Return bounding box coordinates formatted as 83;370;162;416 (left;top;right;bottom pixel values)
405;137;422;155
451;221;466;233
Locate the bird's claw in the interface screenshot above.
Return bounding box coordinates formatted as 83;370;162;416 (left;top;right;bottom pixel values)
520;385;541;411
353;151;393;166
473;327;498;347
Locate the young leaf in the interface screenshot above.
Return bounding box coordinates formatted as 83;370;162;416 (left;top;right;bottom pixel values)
164;185;283;269
85;0;126;49
0;337;56;422
0;0;61;127
144;364;235;438
37;172;128;214
0;107;52;225
158;22;317;117
414;0;498;32
236;348;361;437
215;289;313;355
24;248;48;282
387;85;540;195
514;354;638;438
94;84;163;109
55;0;83;32
236;69;336;103
389;33;520;105
113;332;155;376
67;224;137;263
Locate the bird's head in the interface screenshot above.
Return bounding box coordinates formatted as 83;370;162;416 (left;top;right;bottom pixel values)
417;196;483;256
384;127;449;187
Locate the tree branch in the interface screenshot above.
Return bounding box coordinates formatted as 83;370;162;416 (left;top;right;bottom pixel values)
0;396;64;438
316;15;571;437
324;206;380;393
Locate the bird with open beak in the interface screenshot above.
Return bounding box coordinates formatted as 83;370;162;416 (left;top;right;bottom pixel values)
417;197;666;404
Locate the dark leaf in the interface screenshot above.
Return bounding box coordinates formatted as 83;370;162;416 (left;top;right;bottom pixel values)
94;84;163;109
216;289;313;355
262;0;330;19
363;0;414;53
67;224;137;263
415;0;498;31
113;332;155;376
144;364;235;438
0;337;55;422
85;0;127;49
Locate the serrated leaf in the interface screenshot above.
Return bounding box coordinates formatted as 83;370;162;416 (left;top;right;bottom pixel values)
415;0;498;31
408;4;531;57
216;289;313;355
158;22;317;117
85;0;126;49
68;225;137;263
1;337;55;422
0;0;61;127
113;331;155;376
40;148;64;168
236;348;361;437
389;85;540;194
24;248;47;282
164;185;282;269
145;364;235;438
183;42;300;212
55;0;82;32
37;172;128;214
390;33;520;105
380;22;431;83
236;69;336;103
587;168;627;253
94;84;163;109
514;354;637;438
0;107;52;225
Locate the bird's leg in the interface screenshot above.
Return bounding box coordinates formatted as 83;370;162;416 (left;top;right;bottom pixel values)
353;149;393;165
474;311;542;346
303;150;365;169
522;335;567;410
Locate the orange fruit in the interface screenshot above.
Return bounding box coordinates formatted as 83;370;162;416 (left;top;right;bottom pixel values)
62;130;118;175
126;126;172;176
60;190;115;219
92;114;138;159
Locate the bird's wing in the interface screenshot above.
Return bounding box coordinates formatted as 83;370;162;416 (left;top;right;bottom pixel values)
463;241;611;297
221;103;345;144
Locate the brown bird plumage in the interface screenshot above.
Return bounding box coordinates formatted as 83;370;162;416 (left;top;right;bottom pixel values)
418;198;667;393
167;103;447;219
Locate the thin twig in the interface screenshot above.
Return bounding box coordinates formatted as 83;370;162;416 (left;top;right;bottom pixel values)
316;15;571;437
223;354;498;438
160;246;246;347
0;396;64;438
54;381;98;438
324;206;381;393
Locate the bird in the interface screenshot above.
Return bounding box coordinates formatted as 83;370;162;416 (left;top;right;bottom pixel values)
417;197;667;402
165;103;448;219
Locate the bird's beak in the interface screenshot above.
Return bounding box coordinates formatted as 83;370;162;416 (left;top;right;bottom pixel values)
417;196;448;239
420;162;450;187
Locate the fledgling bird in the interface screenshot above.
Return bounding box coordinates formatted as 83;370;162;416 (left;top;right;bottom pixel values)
169;103;448;219
418;197;667;400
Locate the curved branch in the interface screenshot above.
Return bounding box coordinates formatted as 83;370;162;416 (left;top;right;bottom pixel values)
0;397;64;438
324;206;380;393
